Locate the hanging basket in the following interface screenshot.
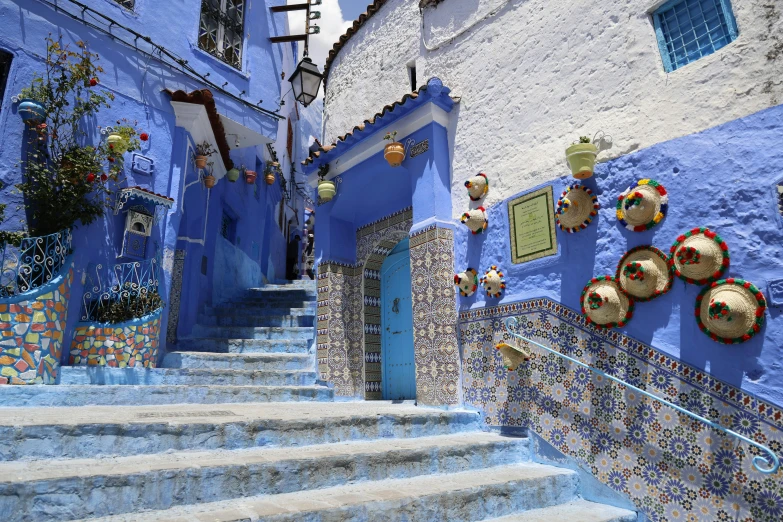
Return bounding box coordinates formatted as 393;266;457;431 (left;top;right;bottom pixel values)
226;168;240;183
18;99;46;125
565;143;598;179
318;180;336;202
204;175;216;188
245;170;257;184
384;142;405;167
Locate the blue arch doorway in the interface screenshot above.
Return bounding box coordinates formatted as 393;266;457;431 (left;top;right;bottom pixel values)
380;238;416;400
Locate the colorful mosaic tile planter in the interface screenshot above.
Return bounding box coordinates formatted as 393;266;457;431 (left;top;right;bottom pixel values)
460;298;783;522
68;310;162;368
0;266;72;385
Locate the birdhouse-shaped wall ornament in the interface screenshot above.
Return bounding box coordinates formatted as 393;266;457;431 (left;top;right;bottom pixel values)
464;173;489;201
480;265;506;298
461;207;488;234
120;208;153;260
454;268;479;297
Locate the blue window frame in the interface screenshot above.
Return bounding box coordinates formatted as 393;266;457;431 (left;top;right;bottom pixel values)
652;0;738;72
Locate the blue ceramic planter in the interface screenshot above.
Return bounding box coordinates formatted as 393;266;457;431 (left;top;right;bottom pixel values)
18;99;46;125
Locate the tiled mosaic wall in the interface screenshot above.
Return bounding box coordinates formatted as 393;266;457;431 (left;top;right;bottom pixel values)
411;224;460;405
68;310;162;368
460;298;783;522
0;267;72;385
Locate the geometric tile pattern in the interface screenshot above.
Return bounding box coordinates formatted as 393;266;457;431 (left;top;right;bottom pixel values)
411;224;460;405
0;267;72;385
69;310;162;368
460;298;783;522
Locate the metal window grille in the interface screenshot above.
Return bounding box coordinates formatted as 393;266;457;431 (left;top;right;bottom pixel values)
0;50;12;112
198;0;245;69
221;212;237;243
777;182;783;219
653;0;738;72
113;0;135;9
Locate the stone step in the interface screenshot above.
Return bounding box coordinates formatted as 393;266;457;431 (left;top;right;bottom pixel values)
0;402;482;460
162;352;313;371
0;384;333;408
203;305;316;317
0;433;529;521
245;287;317;296
81;463;578;522
58;367;317;386
482;500;637;522
190;325;314;340
197;313;314;328
223;297;316;309
174;338;311;354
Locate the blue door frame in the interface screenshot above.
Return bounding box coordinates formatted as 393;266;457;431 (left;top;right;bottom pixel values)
381;238;416;400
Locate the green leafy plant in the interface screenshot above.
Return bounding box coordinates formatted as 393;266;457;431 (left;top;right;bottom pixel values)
15;37;145;237
579;136;591;144
383;131;398;142
93;291;164;323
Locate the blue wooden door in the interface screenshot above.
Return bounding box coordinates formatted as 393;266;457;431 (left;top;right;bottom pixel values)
381;238;416;400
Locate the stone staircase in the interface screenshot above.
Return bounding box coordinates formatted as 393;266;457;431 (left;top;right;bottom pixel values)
0;280;637;521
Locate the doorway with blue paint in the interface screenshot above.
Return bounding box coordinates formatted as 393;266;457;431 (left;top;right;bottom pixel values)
381;237;416;400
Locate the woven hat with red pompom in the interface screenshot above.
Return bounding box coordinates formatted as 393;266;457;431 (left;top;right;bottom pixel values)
616;179;668;232
556;184;599;233
695;278;766;344
615;246;673;302
464;173;489;201
668;227;730;285
580;276;635;329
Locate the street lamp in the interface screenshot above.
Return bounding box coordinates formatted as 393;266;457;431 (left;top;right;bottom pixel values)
289;57;323;108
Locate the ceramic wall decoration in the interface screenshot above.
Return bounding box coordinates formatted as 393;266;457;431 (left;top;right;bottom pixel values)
495;342;531;371
695;278;766;344
668;227;730;285
616;179;668;232
480;265;506;298
461;207;488;234
465;173;489;201
555;184;599;233
454;268;479;297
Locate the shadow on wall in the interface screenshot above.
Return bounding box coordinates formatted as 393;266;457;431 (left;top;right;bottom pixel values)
212;236;261;304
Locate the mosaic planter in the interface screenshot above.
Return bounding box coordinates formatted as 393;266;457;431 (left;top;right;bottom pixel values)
0;265;73;384
68;309;162;368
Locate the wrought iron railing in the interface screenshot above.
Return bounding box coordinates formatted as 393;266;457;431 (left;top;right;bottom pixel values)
0;229;72;298
81;253;162;322
503;316;780;474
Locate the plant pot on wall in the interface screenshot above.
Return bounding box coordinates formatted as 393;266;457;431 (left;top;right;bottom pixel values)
383;131;405;167
18;99;46;125
245;170;257;184
265;171;276;185
565;141;598;179
204;174;216;188
194;155;208;169
226;168;240;182
318;180;336;202
107;133;128;154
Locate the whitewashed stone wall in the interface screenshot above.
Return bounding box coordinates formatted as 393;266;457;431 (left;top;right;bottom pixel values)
323;0;783;217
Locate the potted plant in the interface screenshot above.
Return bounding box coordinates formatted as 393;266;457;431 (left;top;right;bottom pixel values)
265;162;278;185
244;166;257;184
383;131;405;167
203;163;216;188
565;136;599;179
194;141;216;169
317;164;335;202
226;167;240;183
17;80;48;125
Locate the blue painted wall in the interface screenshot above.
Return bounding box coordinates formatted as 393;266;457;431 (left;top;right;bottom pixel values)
455;103;783;408
0;0;290;361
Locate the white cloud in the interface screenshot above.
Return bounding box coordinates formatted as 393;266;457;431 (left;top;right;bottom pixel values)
287;0;352;71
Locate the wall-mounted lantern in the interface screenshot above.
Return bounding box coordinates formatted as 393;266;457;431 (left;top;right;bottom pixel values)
290;57;323;108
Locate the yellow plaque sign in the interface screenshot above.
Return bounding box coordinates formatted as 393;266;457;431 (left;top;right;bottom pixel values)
508;186;557;264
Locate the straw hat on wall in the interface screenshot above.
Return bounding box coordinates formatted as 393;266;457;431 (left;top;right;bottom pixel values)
616;179;668;232
695;278;766;344
556;184;600;233
580;276;635;329
668;227;730;285
616;246;673;302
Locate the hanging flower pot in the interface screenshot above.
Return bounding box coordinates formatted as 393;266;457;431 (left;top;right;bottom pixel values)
318;180;336;202
226;168;240;182
204;174;216;188
194;156;208;169
18;99;46;125
265;170;276;185
245;170;257;184
565;137;599;179
383;131;405;167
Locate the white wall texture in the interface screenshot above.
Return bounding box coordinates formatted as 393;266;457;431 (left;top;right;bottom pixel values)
322;0;783;217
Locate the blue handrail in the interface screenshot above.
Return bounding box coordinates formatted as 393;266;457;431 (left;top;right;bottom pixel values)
503;316;780;475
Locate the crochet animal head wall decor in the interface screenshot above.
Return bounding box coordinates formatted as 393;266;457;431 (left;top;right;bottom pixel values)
454;268;479;297
464;173;489;201
461;207;488;234
480;265;506;298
